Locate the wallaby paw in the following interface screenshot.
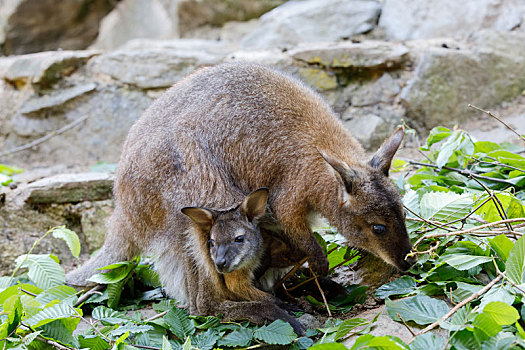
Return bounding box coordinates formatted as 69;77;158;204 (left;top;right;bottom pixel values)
65;271;96;288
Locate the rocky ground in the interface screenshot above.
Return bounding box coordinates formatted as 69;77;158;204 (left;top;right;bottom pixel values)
1;0;525;342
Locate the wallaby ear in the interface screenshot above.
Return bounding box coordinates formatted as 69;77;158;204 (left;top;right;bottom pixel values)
317;148;355;194
369;126;404;176
240;188;269;222
181;207;215;230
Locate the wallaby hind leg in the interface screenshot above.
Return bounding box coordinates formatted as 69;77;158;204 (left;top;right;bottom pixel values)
66;207;136;287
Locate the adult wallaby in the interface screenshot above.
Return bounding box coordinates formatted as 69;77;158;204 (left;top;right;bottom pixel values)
181;188;303;333
67;62;414;307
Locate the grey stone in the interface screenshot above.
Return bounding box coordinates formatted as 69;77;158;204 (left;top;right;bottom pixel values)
178;0;285;37
351;73;401;107
400;34;525;129
379;0;525;41
0;0;115;55
16;172;114;205
240;0;381;50
77;200;114;253
91;0;179;51
290;41;409;70
297;313;322;330
20;83;97;114
90;39;228;88
3;50;100;88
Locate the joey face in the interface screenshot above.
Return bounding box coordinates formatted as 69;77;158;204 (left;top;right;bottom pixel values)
182;188;269;274
319;127;416;271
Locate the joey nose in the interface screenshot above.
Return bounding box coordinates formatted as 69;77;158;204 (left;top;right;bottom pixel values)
404;254;417;269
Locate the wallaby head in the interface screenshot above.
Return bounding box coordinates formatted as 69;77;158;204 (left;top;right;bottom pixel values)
182;188;269;274
318;127;416;271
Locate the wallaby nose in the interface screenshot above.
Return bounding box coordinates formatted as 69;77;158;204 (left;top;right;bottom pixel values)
405;254;417;267
215;257;227;269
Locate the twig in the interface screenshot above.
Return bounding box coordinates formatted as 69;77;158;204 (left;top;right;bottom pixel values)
408;274;504;344
132;345;161;350
409;242;439;256
407;160;511;184
145;310;169;323
309;266;332;318
492;258;525;294
20;288;38;297
468;104;525;143
0;114;90;158
36;336;74;350
470;176;513;233
473;156;525;174
74;284;104;307
413;218;525;247
397;313;416;337
272;257;308;292
404;205;456;232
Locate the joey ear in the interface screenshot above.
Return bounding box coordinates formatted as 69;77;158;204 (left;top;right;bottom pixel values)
240;187;269;222
317;148;355;194
181;207;215;230
369;126;404;176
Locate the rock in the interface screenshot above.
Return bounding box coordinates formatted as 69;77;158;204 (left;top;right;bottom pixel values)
401;33;525;129
290;41;409;70
297;313;322;330
240;0;381;50
178;0;285;37
1;0;115;55
350;73;401;107
91;0;179;51
3;50;100;89
20;83;97;115
77;200;113;253
220;19;260;43
379;0;525;41
12;172;114;206
90;39;229;88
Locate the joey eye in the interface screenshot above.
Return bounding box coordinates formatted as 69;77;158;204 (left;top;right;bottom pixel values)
372;224;386;235
234;235;245;243
209;239;215;247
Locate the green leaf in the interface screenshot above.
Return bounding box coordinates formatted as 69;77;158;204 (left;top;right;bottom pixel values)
334;318;369;340
386;294;449;325
218;327;253;347
410;333;445;350
88;262;134;284
78;335;111;350
420;191;473;222
254;319;297;345
483;302;520;325
192;328;219;350
195;316;220;330
375;276;417;299
182;336;191;350
35;285;77;306
107;278;125;309
25;303;78;328
422;126;451;150
451;282;482;303
311;343;348;350
476;192;525;222
507;235;525;285
163;307;195;340
51;226;81;259
162;335;173;350
111;324;154;337
23;330;43;346
15;254;65;290
349;334;409;349
92;306;129;325
6;296;23;336
39;318;80;348
112;330;130;350
478;285;515;311
440;254;492;271
296;336;314;349
488;234;514;262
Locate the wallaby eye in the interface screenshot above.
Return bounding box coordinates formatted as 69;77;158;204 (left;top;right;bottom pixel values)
372;224;386;235
234;235;245;243
209;239;215;247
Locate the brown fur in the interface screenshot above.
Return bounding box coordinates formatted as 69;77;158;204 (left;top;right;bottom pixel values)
67;63;414;330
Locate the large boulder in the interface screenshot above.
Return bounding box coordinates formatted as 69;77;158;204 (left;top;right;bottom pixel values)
0;0;115;55
91;0;179;51
379;0;525;41
400;31;525;129
240;0;381;50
